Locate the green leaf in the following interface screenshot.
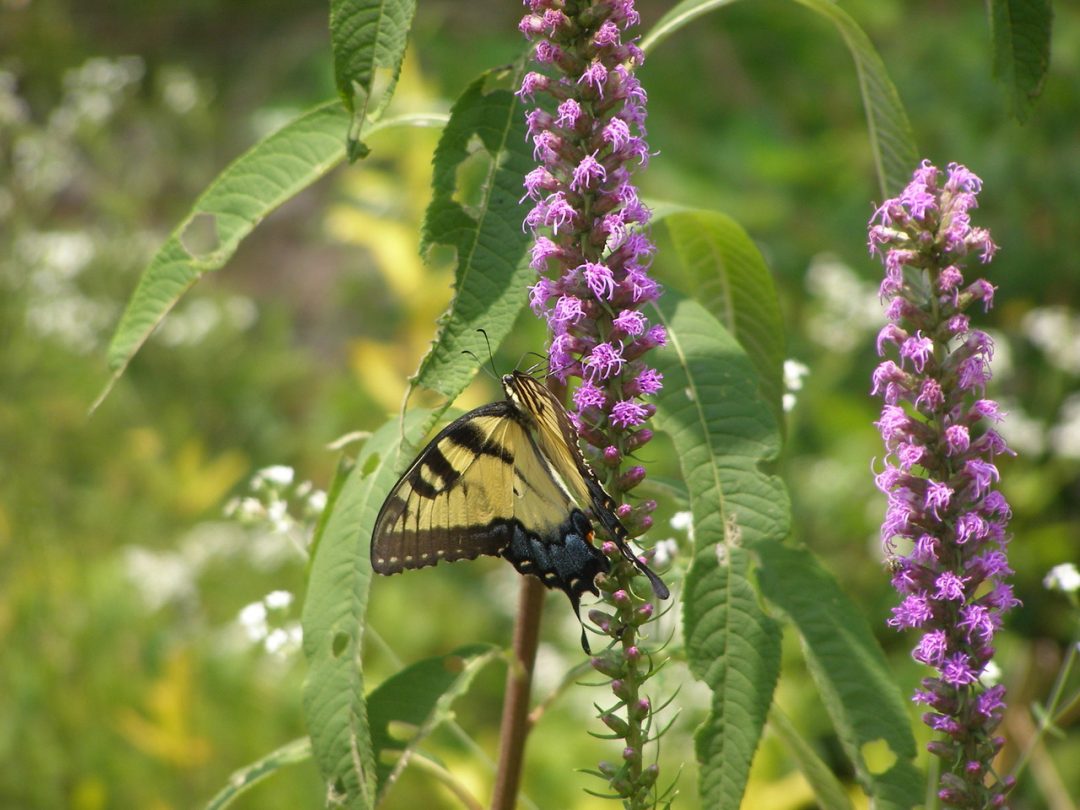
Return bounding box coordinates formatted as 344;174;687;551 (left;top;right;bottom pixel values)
301;411;431;810
368;644;500;802
97;100;348;408
756;542;922;810
329;0;417;156
412;66;535;407
651;297;788;810
659;209;786;428
788;0;919;197
768;708;853;810
989;0;1053;122
204;738;312;810
95;105;448;413
640;0;740;54
642;0;919;198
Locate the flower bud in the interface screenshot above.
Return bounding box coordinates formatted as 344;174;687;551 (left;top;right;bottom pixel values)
591;652;625;679
627;696;650;720
588;609;615;634
601;712;629;736
637;763;659;789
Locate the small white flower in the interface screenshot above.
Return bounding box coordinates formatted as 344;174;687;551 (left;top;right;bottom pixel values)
669;511;692;531
669;511;694;544
264;590;294;610
652;537;679;567
238;601;269;641
233;496;266;521
256;465;295;487
783;359;809;392
123;546;195;611
264;627;290;654
264;622;302;656
307;489;328;515
266;498;290;533
782;359;810;413
1044;562;1080;594
980;660;1003;686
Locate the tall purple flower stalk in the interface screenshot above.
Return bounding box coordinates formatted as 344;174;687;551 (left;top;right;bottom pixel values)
519;0;665;804
869;161;1018;808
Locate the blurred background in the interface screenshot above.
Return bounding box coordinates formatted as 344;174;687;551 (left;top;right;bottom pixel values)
2;0;1077;807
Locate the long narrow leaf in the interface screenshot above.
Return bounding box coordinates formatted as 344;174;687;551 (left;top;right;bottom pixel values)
329;0;417;157
789;0;918;197
651;297;788;810
989;0;1053;122
99;101;347;401
204;738;312;810
757;542;922;809
640;0;740;54
96;105;446;412
768;707;853;810
368;645;500;802
301;411;430;809
659;209;786;427
643;0;918;198
411;66;534;408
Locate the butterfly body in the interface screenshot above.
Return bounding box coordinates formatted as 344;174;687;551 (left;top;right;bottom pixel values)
372;371;667;649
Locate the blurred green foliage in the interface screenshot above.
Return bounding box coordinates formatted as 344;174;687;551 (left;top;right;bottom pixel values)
1;0;1077;808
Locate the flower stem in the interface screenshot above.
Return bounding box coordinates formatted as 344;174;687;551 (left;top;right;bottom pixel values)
491;575;545;810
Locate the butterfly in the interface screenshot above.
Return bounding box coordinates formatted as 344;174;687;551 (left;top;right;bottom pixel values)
371;370;669;651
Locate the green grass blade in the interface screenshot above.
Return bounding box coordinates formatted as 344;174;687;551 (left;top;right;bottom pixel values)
368;645;500;801
768;707;854;810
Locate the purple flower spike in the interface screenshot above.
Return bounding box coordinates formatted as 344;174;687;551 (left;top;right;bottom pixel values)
519;2;664;802
870;161;1014;807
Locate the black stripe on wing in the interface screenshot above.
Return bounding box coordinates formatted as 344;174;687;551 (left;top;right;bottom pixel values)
372;518;513;573
445;418;515;464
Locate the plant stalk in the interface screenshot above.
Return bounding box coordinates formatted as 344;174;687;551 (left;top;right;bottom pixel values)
490;575;545;810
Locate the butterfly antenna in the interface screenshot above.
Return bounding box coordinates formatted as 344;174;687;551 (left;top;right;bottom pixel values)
521;351;550;378
476;328;500;379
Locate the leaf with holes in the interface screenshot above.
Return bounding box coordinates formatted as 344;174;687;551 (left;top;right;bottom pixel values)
411;65;535;409
329;0;416;158
651;297;788;809
301;411;430;810
98;101;348;409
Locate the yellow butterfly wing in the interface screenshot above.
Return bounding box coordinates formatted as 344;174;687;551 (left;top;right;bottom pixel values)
371;403;609;607
502;371;670;600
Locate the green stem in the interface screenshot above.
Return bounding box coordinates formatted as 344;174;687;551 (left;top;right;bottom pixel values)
1008;631;1080;783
